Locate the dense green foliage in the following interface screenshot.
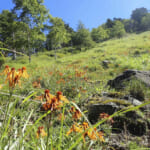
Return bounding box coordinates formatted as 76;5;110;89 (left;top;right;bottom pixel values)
72;21;94;49
131;7;148;31
141;13;150;31
0;1;150;60
12;0;49;61
109;20;126;38
46;16;70;50
91;26;109;42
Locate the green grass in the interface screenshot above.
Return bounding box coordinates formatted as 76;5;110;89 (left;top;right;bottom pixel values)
0;31;150;149
3;31;150;83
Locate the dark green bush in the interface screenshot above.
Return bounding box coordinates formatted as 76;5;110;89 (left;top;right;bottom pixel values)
128;80;146;101
0;57;5;68
133;50;140;57
62;85;78;99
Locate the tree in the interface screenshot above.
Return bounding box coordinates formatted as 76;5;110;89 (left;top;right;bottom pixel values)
110;21;126;38
0;10;15;46
12;0;49;62
122;19;134;33
131;7;148;31
91;26;109;43
105;19;114;28
64;23;75;47
64;23;74;34
46;16;70;59
72;21;94;49
77;21;85;30
141;13;150;31
0;10;29;59
113;18;123;22
131;7;148;23
6;21;29;59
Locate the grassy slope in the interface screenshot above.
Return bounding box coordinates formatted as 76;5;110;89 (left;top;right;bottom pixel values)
5;31;150;85
0;31;150;149
0;31;149;99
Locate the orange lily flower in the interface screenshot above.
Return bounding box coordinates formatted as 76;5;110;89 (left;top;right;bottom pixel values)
44;89;54;102
6;68;18;88
87;128;97;140
41;102;51;111
87;128;105;142
58;113;65;121
100;112;114;124
82;122;89;130
70;106;76;112
72;109;82;120
41;91;62;111
97;131;105;142
39;90;68;112
36;126;47;139
59;72;63;76
56;91;69;103
32;81;41;88
1;65;10;75
70;106;82;120
17;69;23;77
21;67;29;78
34;95;44;102
0;84;3;90
66;123;83;136
67;122;105;142
49;71;53;75
35;89;54;102
50;97;60;111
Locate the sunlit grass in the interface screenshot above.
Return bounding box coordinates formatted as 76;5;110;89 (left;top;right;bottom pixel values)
0;31;150;149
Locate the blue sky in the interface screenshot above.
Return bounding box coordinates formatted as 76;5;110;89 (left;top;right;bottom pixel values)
0;0;150;30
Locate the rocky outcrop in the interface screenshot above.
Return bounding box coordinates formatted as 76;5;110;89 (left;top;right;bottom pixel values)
108;70;150;89
88;94;150;149
88;70;150;149
102;60;111;68
88;102;119;123
88;94;150;136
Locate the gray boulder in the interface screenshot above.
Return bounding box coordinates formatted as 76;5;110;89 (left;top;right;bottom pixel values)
88;102;120;124
108;70;150;89
102;60;111;68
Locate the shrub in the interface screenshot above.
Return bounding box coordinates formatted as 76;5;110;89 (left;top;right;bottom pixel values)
110;20;126;38
128;142;141;150
133;50;140;57
91;26;109;42
128;80;146;101
0;57;5;68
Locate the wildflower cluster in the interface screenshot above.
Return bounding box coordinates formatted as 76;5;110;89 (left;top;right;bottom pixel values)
36;126;47;139
45;65;89;101
67;122;105;142
32;77;41;88
1;65;29;88
75;70;86;78
70;106;82;120
100;112;114;124
0;65;111;148
36;90;69;111
35;89;106;144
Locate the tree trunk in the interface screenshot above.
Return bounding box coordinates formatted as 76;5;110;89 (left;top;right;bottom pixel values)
54;47;57;60
29;53;31;63
12;32;16;60
28;33;31;63
12;50;16;60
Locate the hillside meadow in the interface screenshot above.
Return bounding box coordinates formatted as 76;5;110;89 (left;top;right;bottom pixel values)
0;31;150;149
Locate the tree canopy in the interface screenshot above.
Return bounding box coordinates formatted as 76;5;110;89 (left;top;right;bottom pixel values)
72;21;94;49
0;4;150;57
